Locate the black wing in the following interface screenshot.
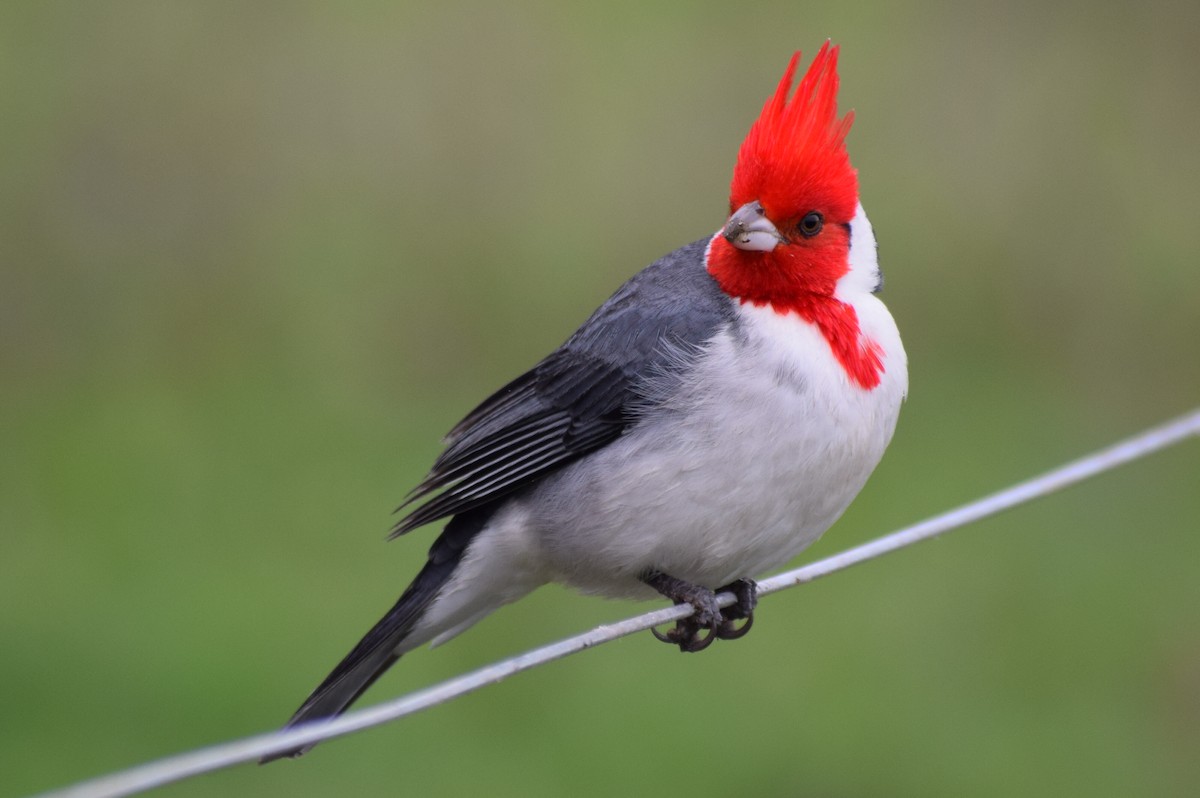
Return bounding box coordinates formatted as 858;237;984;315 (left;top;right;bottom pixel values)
390;238;733;537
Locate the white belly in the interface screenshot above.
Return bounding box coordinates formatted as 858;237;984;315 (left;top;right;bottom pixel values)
524;298;907;598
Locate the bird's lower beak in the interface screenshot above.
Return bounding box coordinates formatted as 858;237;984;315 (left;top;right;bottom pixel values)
723;201;784;252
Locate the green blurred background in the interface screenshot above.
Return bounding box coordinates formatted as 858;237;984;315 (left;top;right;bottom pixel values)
3;2;1198;796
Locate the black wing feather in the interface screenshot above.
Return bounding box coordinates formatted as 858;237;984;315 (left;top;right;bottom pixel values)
390;238;734;538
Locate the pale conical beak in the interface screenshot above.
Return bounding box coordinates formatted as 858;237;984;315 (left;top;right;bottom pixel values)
722;201;784;251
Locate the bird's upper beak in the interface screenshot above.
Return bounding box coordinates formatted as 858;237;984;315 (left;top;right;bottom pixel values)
723;201;785;252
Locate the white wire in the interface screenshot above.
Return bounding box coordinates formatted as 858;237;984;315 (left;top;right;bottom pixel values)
31;407;1200;798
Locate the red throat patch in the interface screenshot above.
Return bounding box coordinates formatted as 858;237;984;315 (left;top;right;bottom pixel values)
707;43;883;391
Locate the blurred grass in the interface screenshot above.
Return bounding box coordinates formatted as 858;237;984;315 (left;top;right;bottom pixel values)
2;2;1198;797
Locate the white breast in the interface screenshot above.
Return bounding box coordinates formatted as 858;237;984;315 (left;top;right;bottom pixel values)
525;287;907;599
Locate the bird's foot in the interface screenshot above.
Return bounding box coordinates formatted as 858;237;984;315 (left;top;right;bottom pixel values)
714;578;757;640
642;571;758;652
650;616;719;652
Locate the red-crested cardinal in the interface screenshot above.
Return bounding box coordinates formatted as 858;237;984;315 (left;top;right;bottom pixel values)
266;43;906;759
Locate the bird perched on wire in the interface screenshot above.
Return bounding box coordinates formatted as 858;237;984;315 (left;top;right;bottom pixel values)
265;42;907;760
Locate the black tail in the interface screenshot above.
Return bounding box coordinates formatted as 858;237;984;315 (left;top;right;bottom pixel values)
262;508;491;762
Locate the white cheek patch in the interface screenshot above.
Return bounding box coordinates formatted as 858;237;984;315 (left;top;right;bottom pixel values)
841;202;882;296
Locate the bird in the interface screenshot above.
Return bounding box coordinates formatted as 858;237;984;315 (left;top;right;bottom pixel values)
265;42;907;760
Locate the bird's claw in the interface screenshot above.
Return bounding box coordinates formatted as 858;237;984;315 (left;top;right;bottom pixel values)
713;578;756;640
651;619;718;652
645;574;759;652
714;612;753;640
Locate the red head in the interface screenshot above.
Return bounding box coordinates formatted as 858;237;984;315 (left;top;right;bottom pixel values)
708;44;884;389
708;43;860;306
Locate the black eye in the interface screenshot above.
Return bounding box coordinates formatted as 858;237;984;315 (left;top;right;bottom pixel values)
798;211;824;238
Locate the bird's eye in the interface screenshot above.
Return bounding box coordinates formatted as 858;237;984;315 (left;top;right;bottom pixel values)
798;211;824;238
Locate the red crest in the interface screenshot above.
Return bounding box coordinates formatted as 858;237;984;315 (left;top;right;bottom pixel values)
729;43;858;226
